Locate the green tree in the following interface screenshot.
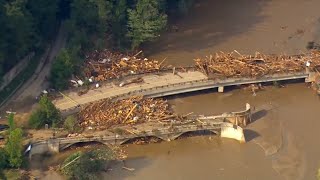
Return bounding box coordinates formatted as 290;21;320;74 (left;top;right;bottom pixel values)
63;115;81;133
61;149;115;180
7;114;15;132
127;0;167;49
5;128;23;168
50;49;74;90
67;0;112;51
0;148;8;170
110;0;128;49
29;95;61;129
26;0;59;40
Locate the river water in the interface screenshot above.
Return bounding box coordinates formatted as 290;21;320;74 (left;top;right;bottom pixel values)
103;84;320;180
38;84;320;180
37;0;320;179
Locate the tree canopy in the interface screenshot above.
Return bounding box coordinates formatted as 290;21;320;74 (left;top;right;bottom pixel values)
29;95;61;129
50;49;74;90
5;114;23;168
127;0;167;49
0;0;195;89
61;148;115;180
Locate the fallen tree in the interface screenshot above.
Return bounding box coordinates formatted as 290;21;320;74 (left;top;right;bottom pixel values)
78;96;177;129
194;50;320;78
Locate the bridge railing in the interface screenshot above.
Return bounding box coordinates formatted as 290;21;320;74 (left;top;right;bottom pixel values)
60;71;309;114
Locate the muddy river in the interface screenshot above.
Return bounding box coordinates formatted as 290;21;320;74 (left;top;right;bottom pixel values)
37;84;320;180
35;0;320;179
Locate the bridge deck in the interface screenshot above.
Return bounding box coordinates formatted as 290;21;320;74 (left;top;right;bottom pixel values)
53;70;310;112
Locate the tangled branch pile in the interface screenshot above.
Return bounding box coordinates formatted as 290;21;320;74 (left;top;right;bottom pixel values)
195;51;320;78
84;49;166;81
78;96;174;128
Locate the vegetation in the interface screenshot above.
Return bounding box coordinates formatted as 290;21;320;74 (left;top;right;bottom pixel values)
1;0;195;91
29;95;61;129
50;49;74;90
63;115;81;133
0;0;59;78
127;0;167;49
61;148;115;180
4;114;23;169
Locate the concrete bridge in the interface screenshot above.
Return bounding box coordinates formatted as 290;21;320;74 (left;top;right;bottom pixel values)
28;104;251;158
53;69;316;115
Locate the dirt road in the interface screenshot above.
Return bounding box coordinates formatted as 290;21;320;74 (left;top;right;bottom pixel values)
2;24;67;112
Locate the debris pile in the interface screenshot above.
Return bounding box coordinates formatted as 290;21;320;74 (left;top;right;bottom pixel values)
78;96;175;128
195;50;320;78
84;49;167;81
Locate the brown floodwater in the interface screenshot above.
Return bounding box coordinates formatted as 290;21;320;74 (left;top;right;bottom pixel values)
104;84;320;180
37;84;320;180
34;0;320;179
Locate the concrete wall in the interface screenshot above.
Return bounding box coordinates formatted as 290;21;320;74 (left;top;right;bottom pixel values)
220;123;245;143
0;52;35;90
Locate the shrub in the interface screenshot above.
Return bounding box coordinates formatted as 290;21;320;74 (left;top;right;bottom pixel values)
29;95;61;129
63;116;81;133
61;148;115;180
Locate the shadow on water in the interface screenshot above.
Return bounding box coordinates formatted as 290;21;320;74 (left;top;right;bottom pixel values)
251;109;268;123
176;129;216;139
244;129;260;142
143;0;271;63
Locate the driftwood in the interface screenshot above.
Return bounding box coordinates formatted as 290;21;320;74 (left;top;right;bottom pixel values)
84;49;167;81
194;50;320;78
78;96;177;129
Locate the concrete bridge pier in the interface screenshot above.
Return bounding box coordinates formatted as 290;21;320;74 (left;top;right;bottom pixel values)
218;86;224;93
48;139;60;153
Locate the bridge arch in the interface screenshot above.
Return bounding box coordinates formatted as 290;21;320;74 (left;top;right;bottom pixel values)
170;129;218;140
59;140;109;151
120;136;163;145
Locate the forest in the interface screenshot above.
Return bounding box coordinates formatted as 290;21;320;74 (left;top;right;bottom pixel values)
0;0;194;79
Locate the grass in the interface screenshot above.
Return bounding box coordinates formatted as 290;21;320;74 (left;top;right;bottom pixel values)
3;169;23;180
0;48;45;105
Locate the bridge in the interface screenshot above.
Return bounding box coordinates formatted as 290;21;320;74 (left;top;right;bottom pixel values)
53;70;314;114
53;69;316;115
28;104;252;158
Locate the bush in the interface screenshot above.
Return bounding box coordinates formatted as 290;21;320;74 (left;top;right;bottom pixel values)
0;148;8;170
5;128;23;168
63;116;81;133
29;95;61;129
61;149;115;180
50;49;74;90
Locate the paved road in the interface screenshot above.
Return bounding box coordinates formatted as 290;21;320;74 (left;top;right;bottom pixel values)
53;71;207;110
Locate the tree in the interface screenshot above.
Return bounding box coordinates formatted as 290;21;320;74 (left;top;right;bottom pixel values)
0;148;8;170
50;49;74;90
4;114;23;168
63;115;81;133
61;149;115;180
29;95;61;129
26;0;59;40
127;0;167;49
5;128;23;168
7;114;15;132
110;0;128;49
